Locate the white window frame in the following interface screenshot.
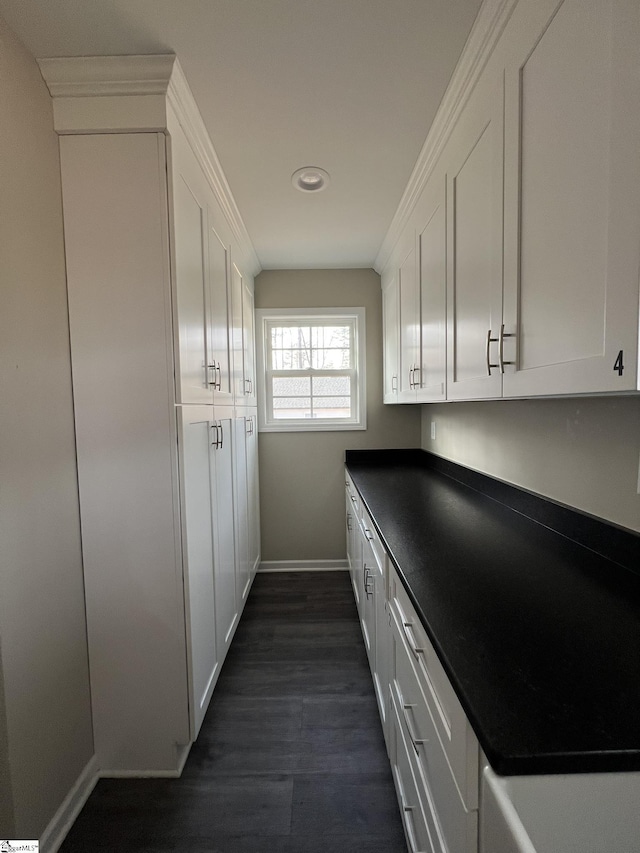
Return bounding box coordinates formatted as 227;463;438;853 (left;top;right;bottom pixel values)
255;307;366;432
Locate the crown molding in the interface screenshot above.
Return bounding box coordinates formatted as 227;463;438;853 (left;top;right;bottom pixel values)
167;60;261;277
374;0;519;273
37;54;176;97
38;54;261;277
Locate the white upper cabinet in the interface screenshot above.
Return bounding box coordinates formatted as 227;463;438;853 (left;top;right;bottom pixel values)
207;223;233;404
502;0;640;396
231;261;257;405
382;270;400;403
446;68;504;401
171;125;234;405
379;0;640;403
417;171;447;403
398;232;420;402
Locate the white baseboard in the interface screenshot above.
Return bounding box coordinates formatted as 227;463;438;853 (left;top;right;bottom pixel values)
40;754;99;853
258;559;348;572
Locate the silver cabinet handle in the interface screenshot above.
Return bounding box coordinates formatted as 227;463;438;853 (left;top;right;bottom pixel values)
402;621;424;659
350;495;358;505
391;374;398;392
498;324;515;374
409;367;414;388
346;513;352;531
413;365;421;388
210;423;220;448
364;565;374;598
402;703;427;754
364;528;373;541
207;361;217;386
216;363;222;390
218;421;224;449
400;798;426;853
486;329;500;375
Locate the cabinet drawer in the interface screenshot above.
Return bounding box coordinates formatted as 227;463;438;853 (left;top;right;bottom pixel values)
392;619;478;853
390;567;479;810
345;473;361;520
391;690;440;853
361;504;385;573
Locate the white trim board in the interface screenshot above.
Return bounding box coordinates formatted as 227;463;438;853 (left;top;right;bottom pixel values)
374;0;519;273
40;755;99;853
259;560;348;572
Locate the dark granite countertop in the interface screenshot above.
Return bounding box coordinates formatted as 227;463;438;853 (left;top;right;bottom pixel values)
345;449;640;776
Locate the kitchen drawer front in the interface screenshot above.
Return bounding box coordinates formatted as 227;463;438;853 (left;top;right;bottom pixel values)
392;619;478;853
345;472;361;520
361;503;385;573
390;566;479;810
391;689;441;853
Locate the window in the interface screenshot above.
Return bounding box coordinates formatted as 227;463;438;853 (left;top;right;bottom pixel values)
256;307;366;432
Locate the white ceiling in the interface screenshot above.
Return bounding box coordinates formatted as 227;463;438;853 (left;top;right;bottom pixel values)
0;0;483;270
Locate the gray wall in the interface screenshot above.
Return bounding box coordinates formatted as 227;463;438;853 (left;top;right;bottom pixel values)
255;268;421;562
0;16;94;838
421;397;640;533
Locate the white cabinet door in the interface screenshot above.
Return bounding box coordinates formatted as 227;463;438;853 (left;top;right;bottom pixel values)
242;278;257;405
382;270;400;404
398;233;420;403
245;412;261;578
373;556;390;736
361;535;377;666
232;414;251;605
210;411;238;658
446;68;504;401
179;407;219;739
207;221;233;404
502;0;640;396
417;171;447;403
172;131;214;405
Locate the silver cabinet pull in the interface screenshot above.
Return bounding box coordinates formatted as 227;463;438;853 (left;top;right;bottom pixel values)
218;421;224;449
364;565;374;598
391;374;398;392
402;621;424;659
346;513;352;532
350;495;358;505
207;362;217;386
408;367;414;388
402;703;427;754
364;528;373;541
413;365;421;388
498;324;515;374
400;798;426;853
486;329;500;375
210;423;220;448
216;363;222;390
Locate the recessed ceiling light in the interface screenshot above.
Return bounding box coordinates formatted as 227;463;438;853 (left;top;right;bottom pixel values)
292;167;330;193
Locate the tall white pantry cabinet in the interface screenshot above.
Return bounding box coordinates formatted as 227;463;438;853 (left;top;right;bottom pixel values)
40;56;261;775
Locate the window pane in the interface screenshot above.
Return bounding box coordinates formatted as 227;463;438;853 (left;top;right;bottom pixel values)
312;348;351;369
311;325;351;349
270;325;312;370
273;376;311;396
273;397;312;419
313;396;352;418
312;375;350;395
271;348;311;370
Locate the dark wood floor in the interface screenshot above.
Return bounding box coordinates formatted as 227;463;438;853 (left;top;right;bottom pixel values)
61;571;407;852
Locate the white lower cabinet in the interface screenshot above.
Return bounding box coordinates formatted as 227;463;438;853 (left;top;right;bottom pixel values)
347;473;640;853
347;471;479;852
180;406;241;736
